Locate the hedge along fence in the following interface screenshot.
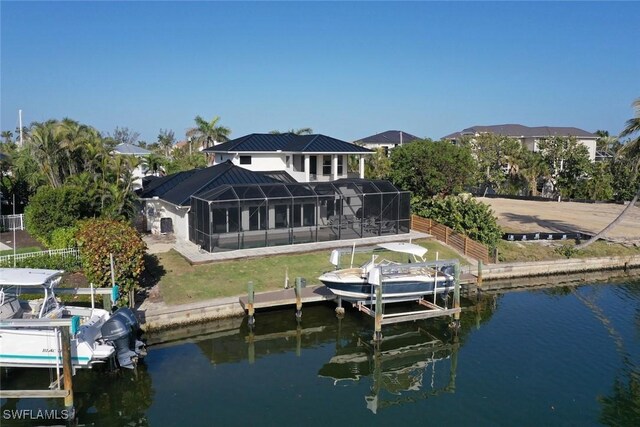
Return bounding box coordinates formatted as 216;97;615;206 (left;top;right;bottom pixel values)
0;247;81;270
411;215;490;264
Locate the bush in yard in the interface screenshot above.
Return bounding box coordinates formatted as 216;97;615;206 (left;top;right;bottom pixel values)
413;195;503;249
0;254;81;271
24;185;94;246
49;226;79;249
76;219;146;307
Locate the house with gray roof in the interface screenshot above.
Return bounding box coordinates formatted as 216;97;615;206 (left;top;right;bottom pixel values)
443;124;598;161
354;130;421;155
202;133;373;182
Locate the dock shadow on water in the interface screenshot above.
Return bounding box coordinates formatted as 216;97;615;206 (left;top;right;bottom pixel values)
2;279;640;426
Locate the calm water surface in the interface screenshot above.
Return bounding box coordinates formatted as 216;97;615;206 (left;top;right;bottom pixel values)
2;279;640;426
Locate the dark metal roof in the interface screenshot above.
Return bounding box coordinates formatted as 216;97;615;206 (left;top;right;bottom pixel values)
443;124;597;140
355;130;421;145
139;161;282;206
203;133;373;154
192;178;406;203
260;170;297;183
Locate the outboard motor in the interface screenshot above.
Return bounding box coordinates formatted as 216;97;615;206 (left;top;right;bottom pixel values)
101;308;147;369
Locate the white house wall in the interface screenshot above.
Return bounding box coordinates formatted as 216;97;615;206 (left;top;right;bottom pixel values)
145;200;189;241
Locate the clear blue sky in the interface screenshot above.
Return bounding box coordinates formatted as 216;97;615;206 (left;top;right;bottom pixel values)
2;1;639;143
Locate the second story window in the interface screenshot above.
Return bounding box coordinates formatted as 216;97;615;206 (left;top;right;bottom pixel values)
240;156;252;165
322;155;331;176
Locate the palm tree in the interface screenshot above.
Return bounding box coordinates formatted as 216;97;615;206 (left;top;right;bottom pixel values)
1;130;13;144
157;129;175;158
186;116;231;149
141;153;165;177
270;127;314;135
577;98;640;249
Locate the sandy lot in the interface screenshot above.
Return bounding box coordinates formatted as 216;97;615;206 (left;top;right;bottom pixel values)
479;197;640;244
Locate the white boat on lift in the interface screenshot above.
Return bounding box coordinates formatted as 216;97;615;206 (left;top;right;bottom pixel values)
0;268;145;369
318;242;456;304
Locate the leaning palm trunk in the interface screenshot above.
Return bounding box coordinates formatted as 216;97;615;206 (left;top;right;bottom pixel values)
575;185;640;249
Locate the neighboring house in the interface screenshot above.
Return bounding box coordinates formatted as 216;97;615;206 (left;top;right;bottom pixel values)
202;133;373;183
138;161;410;252
354;130;421;155
113;143;153;190
443;124;598;161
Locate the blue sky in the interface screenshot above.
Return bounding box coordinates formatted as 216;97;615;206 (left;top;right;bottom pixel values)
1;1;639;143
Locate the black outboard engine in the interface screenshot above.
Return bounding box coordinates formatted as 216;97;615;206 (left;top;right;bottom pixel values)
101;308;146;369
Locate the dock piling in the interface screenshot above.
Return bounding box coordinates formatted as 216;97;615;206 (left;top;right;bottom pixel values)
335;296;345;318
247;281;255;327
60;326;74;417
294;278;302;321
374;284;383;341
477;260;483;286
450;263;461;331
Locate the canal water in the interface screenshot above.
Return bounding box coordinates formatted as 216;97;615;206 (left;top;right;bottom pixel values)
2;279;640;426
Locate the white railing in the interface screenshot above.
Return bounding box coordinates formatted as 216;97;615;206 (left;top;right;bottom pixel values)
0;214;24;231
0;247;79;264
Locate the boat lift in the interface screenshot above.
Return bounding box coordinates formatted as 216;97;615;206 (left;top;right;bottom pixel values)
354;260;462;341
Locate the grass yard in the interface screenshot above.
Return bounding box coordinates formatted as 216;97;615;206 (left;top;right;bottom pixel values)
156;239;465;305
496;240;640;263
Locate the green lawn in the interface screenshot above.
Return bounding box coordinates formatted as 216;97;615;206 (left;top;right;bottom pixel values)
496;239;640;263
156;239;465;305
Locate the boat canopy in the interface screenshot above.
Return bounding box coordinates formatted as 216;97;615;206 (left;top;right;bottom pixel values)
376;243;428;259
0;268;64;287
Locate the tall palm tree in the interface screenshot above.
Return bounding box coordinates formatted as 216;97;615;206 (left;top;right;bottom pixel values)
577;98;640;249
29;120;63;188
186;116;231;149
1;130;13;144
157;129;175;158
270;127;314;135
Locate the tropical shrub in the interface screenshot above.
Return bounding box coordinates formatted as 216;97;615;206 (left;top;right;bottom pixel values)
49;226;79;249
76;219;146;306
24;185;94;245
413;195;503;249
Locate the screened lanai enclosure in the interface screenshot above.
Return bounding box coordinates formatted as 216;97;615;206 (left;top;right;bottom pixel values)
188;179;411;252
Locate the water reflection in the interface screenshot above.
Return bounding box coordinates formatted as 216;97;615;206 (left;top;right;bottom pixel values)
0;364;153;426
318;323;459;414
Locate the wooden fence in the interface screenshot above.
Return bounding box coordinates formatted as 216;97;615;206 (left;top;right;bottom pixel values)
0;247;80;264
411;215;490;263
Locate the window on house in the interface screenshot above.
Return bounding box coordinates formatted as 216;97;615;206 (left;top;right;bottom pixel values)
322;155;332;176
309;156;317;175
240;156;252;165
338;156;344;175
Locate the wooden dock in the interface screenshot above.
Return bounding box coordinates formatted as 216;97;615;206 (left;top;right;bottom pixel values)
238;284;335;310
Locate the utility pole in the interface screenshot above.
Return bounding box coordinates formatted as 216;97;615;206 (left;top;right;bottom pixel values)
18;109;24;147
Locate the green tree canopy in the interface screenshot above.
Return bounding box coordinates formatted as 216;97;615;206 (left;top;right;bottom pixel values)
389;140;475;197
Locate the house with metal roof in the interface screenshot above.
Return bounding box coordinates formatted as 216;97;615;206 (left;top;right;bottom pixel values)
354;130;421;155
202;133;373;183
138;160;410;252
443;124;598;161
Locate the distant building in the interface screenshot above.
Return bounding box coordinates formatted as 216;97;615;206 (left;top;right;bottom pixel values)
354;130;421;155
112;143;153;190
443;124;598;161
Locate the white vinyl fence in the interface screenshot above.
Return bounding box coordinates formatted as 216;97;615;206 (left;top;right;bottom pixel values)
0;214;24;231
0;247;79;264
